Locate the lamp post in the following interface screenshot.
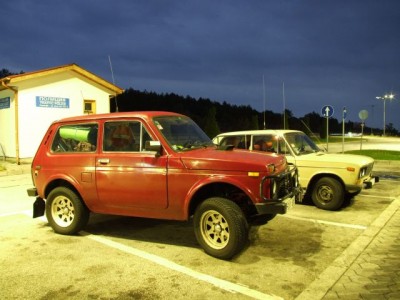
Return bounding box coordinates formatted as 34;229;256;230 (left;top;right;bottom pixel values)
370;104;374;135
376;93;394;136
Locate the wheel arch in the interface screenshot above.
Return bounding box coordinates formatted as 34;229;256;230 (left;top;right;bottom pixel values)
44;178;85;207
305;172;345;196
187;181;256;220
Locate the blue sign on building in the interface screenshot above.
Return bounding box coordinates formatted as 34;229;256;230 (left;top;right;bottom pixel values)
0;97;10;109
36;96;70;108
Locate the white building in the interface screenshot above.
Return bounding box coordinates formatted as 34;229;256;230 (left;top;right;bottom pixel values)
0;63;123;163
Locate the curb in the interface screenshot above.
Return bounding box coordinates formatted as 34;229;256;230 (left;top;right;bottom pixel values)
295;197;400;300
374;160;400;167
0;162;31;177
373;160;400;177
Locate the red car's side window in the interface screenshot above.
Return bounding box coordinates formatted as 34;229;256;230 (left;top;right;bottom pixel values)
51;124;98;153
103;121;153;152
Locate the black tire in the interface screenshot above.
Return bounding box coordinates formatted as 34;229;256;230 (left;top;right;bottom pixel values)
249;214;277;226
194;197;248;260
347;190;361;198
311;177;344;211
46;187;89;235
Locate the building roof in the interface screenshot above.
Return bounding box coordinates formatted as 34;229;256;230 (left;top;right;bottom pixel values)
0;63;124;94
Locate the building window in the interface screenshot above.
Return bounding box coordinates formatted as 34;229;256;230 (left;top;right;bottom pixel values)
84;100;96;114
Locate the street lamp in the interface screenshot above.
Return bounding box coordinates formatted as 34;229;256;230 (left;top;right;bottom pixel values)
376;93;395;136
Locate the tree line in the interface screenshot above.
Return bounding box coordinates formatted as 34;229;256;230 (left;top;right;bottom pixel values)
112;88;398;138
2;67;398;137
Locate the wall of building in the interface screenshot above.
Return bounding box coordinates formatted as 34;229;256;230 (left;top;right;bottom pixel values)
0;91;15;158
1;71;113;158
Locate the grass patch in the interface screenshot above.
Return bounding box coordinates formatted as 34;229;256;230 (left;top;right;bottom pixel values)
0;164;5;171
312;136;363;143
344;149;400;160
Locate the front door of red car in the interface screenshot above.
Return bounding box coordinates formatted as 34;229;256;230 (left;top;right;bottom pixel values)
95;120;168;212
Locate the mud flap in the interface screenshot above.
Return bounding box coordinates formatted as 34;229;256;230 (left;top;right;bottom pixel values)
33;197;45;218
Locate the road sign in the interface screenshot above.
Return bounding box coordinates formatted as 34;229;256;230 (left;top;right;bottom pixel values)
359;110;368;121
321;105;334;118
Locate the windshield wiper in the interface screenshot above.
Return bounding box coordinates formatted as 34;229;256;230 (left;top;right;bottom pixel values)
182;141;212;150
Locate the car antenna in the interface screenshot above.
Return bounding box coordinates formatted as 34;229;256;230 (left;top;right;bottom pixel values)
283;81;286;130
300;118;326;151
108;55;119;112
263;75;266;129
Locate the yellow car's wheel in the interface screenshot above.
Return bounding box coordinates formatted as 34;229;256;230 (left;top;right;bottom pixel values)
312;177;344;210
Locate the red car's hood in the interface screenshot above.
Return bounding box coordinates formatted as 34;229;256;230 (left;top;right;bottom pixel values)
178;147;287;173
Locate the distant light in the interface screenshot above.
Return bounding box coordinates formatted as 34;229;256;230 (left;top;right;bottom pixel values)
376;94;395;100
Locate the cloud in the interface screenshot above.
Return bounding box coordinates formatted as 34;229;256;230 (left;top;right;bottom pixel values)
2;0;400;129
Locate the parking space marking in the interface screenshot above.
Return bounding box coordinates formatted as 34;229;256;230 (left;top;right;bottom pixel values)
0;210;47;223
280;214;367;230
84;232;283;300
0;210;31;218
296;197;400;300
357;194;395;200
8;209;368;230
4;211;282;299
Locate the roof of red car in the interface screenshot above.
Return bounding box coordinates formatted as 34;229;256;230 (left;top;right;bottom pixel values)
52;111;184;124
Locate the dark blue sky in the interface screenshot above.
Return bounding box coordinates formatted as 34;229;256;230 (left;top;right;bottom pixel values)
3;0;400;130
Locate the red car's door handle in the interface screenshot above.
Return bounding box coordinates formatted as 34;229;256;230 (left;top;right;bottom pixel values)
98;158;110;164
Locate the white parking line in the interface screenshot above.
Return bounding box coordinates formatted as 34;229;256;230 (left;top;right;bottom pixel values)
0;210;48;223
357;194;395;200
0;210;32;218
296;197;400;300
280;214;368;230
2;211;282;298
85;233;283;300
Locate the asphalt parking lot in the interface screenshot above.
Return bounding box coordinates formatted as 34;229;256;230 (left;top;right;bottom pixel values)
1;171;399;299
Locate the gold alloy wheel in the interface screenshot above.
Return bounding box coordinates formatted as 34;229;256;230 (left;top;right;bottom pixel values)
51;195;75;228
200;209;230;250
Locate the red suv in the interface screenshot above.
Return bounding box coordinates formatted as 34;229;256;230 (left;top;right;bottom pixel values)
27;111;299;259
